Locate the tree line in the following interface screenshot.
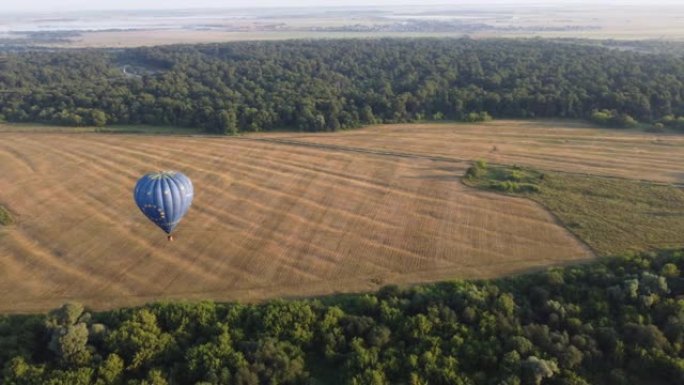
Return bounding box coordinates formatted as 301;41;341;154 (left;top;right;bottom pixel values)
1;38;683;133
1;249;683;384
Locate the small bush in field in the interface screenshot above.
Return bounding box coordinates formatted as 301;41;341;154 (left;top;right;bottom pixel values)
0;206;13;226
466;160;489;179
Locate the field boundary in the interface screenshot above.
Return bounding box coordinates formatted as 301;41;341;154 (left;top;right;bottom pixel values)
0;253;598;314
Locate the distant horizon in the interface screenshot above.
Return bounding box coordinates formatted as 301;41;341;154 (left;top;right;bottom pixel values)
2;0;684;14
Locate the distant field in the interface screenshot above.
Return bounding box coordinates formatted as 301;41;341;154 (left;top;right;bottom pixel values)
57;25;684;48
38;3;684;47
59;30;471;48
28;5;684;48
0;121;603;313
265;120;684;184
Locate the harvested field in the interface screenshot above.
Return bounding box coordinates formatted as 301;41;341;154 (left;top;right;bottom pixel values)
0;126;593;313
261;120;684;184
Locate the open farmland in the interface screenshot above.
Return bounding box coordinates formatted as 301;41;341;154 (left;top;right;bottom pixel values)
0;123;605;313
8;3;684;48
263;120;684;184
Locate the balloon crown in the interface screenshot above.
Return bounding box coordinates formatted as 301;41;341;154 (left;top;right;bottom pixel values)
147;170;178;179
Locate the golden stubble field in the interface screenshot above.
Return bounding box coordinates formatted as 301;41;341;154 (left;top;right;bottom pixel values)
3;120;680;313
265;120;684;184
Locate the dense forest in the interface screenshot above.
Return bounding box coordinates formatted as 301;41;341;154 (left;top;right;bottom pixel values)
1;250;683;385
1;39;684;133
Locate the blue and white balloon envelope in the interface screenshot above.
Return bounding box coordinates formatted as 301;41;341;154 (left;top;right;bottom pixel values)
134;171;193;236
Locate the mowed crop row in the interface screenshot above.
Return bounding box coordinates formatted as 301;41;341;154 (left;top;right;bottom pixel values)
0;129;591;313
263;120;684;184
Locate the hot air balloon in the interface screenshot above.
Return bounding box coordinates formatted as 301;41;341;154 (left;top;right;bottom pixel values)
134;171;193;241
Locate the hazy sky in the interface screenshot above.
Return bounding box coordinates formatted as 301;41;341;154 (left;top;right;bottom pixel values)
4;0;681;13
7;0;434;13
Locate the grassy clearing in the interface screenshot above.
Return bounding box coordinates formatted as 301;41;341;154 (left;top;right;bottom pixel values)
0;205;13;226
464;161;684;256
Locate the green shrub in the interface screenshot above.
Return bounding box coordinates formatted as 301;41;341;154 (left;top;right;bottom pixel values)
660;115;684;131
0;206;13;226
518;183;541;193
475;159;488;170
490;181;517;192
465;111;493;123
465;166;482;179
466;160;489;180
465;164;541;194
589;109;638;128
590;109;612;126
489;181;540;193
647;122;666;133
507;170;525;182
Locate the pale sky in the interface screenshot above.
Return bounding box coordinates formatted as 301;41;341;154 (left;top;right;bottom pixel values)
3;0;680;14
6;0;434;13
